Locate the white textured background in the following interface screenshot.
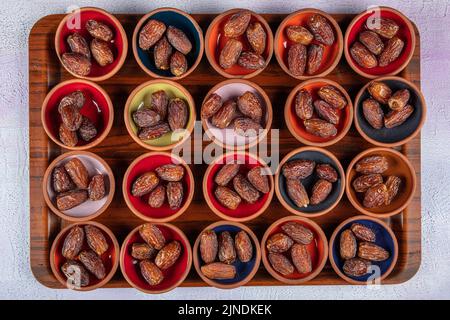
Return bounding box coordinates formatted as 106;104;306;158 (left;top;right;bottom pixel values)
0;0;449;300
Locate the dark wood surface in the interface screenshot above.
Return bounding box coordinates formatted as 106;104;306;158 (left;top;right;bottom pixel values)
29;13;421;288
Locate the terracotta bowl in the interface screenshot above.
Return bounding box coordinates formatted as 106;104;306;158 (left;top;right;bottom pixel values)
205;8;274;79
123;152;194;222
55;7;128;81
120;223;192;294
132;7;204;80
192;221;261;289
49;221;119;291
284;78;353;147
42;151;115;222
354;76;426;147
41;79;114;150
344;6;416;79
346;147;416;218
261;216;328;284
274;8;343;80
275;146;345;218
201;79;273;150
203;151;274;222
329;215;398;284
124;79;196;151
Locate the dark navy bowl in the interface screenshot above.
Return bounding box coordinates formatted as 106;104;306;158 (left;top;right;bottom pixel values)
133;8;204;79
330;216;398;284
277;147;345;217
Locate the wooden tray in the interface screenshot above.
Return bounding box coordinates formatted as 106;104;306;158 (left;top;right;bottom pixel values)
29;13;421;288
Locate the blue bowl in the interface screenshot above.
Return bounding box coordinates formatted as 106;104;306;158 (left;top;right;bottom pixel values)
330;216;398;283
194;222;260;289
277;147;345;217
133;8;203;79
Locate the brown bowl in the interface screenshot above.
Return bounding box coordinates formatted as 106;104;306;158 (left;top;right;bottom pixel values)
344;6;416;79
120;223;192;294
328;215;398;284
203;151;274;222
201;79;273;150
346;147;416;218
55;7;128;81
192;221;261;289
354;76;426;147
274;8;343;80
41;79;114;151
275;147;345;218
261;216;328;284
124;79;196;151
49;221;119;291
42;151;115;222
284;78;353;147
132;7;204;80
205;8;274;79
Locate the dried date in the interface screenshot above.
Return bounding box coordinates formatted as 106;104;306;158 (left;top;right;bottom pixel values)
286;179;309;208
211;99;237;129
268;253;294;276
168;98;188;131
316;164;338;183
362;98;384;129
148;185;166;208
140;260;164;285
133;108;161;128
201;93;223;119
350;223;376;242
295;89;313;120
67;33;90;59
233;174;260;204
314;100;339;125
64;157;89;189
266;233;293;253
52;166;74;193
156;164;184;182
62;53;91;76
350;42;378;69
166;181;183;210
288;43;307;76
154;37;172;70
201;262;236;280
139;19;166;50
78;116;97;142
62;226;84;259
131;171;159;197
363;183;389;208
219;39;242;69
235;230;253;263
291;244;312;273
85;225;109;256
358;242;390;261
310;179;332;205
56;190;88;211
280;222;313;245
86;20;113;42
215;186;241;210
246;22;266;54
138;122;171;140
355;155;388;174
317;85;347;110
379;36;404;67
238;51;265;70
200;230;218;264
247;166;270;194
368;81;392;104
139;223;166;250
385;175;401;205
166;26;192;55
352;174;383;193
90;39;114;67
282;159;315;180
304;119;337;138
388;89;410;111
224;10;251;38
218;231;236;264
79;250;106;280
307;14;335;46
286;25;313;45
340;229;357;259
170;51;188;77
155;241;182;270
384;104;414;128
131;243;156;260
307;44;324;75
88;174;105;201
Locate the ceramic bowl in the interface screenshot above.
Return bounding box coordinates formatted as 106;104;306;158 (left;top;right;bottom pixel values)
132;7;204;79
42;151;115;222
55;7;128;81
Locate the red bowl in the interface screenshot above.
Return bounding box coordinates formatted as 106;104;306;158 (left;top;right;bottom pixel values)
261;216;328;284
284;78;353;147
344;6;415;79
274;8;343;80
55;7;128;81
49;221;119;291
205;8;274;79
41;79;114;150
203;151;274;222
120;223;192;294
123;152;194;222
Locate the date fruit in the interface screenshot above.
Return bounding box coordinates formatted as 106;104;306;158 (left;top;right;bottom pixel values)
211;99;237;129
151;90;169;119
310;179;332;205
224;10;251;38
88;174;105;201
154;37;172;70
355;155;388;174
155;241;181;270
314;100;339;125
291;244;312;273
307;14;335;45
62;53;91;76
67;33;90;59
79;250;106;280
304;119;337;138
384;104;414;128
61;260;90;287
166;182;183;209
379;36;404;67
286;25;313;45
350;42;378;69
64;158;89;189
295;89;313;120
358;242;390;261
215;163;240;186
148;185;166;208
131;243;156;260
368;81;392;104
366;18;399;39
343;258;370;277
350;223;376;242
318;85;347;110
218;231;236;264
246;22;266;54
156;164;184;182
60;104;83;131
85;225;109;256
133;108;161;128
233;174;260;204
234;117;263;137
138;122;171;140
139;224;166;250
52;166;74;193
316;164;338;183
281;222;313;245
168;98;188;131
215;186;241;210
59;90;85;113
201;262;236;280
56;190;88;211
268;253;294;276
363;183;389;208
201;93;223;119
282;159;315;180
170;51;188;77
362;98;384;129
219;39;242;69
91;39;114;67
140;260;164;285
235;231;253;263
352;174;383;193
286;179;309;208
200;230;218;264
307;44;324;75
385;175;401;205
247;166;270;194
266;233;293;253
167;26;192;55
62;226;84;259
388;89;410;111
288;43;307;76
359;31;384;55
238;51;265;70
132;171;159;197
139;19;166;50
86;20;113;42
78;116;97;142
340;229;357;259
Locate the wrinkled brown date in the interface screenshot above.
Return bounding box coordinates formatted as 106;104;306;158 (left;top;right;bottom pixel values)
60;104;83;132
224;10;251;38
343;258;371;277
355;155;388;174
154;37;172;70
340;229;357;259
235;230;253;263
170;51;188;77
288;43;307;76
295;89;313;120
201;93;223;119
247;166;270;194
316;164;338;183
64;158;89;189
79;250;106;280
237;91;263;124
62;53;91;76
366;18;399;39
151;90;169;119
201;262;236;280
388;89;410;111
266;233;293;253
166;181;183;209
86;20;113;42
156;164;184;182
67;33;90;59
132;171;159;197
286;179;309;208
168;98;188;131
314;100;339;125
88;174;105;201
385;175;401;205
85;225;109;256
62;226;84;259
362;98;384;129
90;39;114;67
282;159;315;180
215;186;242;210
268;253;294;276
52;166;74;193
200;230;218;264
359;31;384;55
56;190;88;211
307;14;335;46
281;222;313;245
155;241;182;270
286;25;313;45
363;183;389;208
384;104;414;128
148;185;166;208
131;243;156;260
310;179;332;205
59;90;85;113
140;260;164;285
350;223;376;242
291;244;312;274
138;122;171;140
139;223;166;250
304;119;337;138
307;44;324;75
234;117;263;137
233;174;260;204
318;85;347;110
368;81;392;104
139;19;166;50
238;51;265;70
133;108;161;128
211;99;237;129
166;26;192;55
246;22;266;55
350;42;378;69
352;174;383;193
215;163;240;186
219;39;243;69
379;36;404;67
218;231;236;264
358;242;390;261
78;116;97;142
